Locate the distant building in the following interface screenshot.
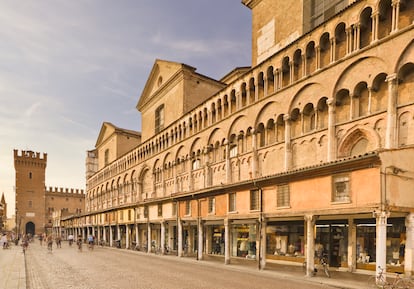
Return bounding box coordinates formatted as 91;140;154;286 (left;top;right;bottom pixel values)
14;149;84;236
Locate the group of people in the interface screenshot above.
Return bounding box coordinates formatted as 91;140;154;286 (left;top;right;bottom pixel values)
1;232;96;252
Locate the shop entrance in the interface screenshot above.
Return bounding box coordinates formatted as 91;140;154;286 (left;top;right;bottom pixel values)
316;221;348;267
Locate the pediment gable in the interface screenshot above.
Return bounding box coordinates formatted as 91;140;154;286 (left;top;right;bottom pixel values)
95;122;117;148
136;59;195;112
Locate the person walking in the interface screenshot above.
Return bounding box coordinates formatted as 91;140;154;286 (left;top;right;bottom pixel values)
56;235;62;248
46;234;53;252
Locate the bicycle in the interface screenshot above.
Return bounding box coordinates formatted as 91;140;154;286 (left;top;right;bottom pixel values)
303;254;330;278
367;266;414;289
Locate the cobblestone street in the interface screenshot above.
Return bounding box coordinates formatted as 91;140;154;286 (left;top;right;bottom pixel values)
24;242;341;289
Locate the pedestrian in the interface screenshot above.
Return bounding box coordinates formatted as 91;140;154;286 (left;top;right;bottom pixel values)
56;235;62;248
1;233;8;249
39;234;43;246
46;234;53;251
68;234;74;246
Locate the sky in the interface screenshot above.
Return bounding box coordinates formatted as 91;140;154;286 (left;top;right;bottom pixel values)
0;1;251;217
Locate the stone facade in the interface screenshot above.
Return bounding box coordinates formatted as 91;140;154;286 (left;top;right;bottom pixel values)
62;0;414;276
14;149;84;236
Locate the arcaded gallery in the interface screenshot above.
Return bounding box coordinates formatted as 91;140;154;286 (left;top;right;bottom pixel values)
59;0;414;277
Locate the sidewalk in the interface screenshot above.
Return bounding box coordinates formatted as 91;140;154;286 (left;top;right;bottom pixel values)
0;242;26;289
196;254;370;289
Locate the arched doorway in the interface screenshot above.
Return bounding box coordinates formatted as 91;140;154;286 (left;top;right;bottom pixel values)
25;222;35;236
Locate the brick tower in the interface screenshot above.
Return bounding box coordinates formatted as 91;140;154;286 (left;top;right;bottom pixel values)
14;149;47;236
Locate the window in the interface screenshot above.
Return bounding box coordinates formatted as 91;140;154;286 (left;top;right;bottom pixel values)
104;149;109;166
155;104;165;134
29;172;32;179
28;200;32;208
172;202;177;216
143;206;148;218
128;210;132;221
185;200;191;215
228;193;236;212
158;203;163;217
332;174;350;202
250;189;260;211
307;0;347;30
192;159;200;170
277;184;290;207
229;144;238;158
208;197;215;214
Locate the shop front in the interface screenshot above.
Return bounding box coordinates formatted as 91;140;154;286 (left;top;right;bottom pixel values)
265;221;304;263
315;220;348;268
206;224;225;255
356;217;406;273
231;223;257;259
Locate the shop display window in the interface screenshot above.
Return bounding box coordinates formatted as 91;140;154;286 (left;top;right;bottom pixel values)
208;225;225;255
231;224;257;259
266;222;304;260
356;218;405;272
315;223;348;267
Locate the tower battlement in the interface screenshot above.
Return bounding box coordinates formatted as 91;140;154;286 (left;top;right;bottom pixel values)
46;187;85;195
14;149;47;165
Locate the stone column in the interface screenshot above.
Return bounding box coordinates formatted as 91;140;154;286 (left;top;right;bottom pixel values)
161;221;166;254
327;98;336;162
375;210;389;281
109;225;113;247
405;213;414;276
302;55;307;78
330;37;336;63
147;223;152;253
305;215;317;277
259;218;267;270
355;23;361;50
348;218;357;272
372;11;379;42
367;86;373;114
198;219;203;260
316;46;321;70
346;27;353;54
224;218;230;265
225;140;231;183
385;74;398;149
135;223;139;246
126;225;130;249
178;219;183;257
391;0;400;32
252;130;258;178
284;115;292;170
117;225;121;247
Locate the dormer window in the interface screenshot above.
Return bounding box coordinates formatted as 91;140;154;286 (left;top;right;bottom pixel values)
155;104;164;134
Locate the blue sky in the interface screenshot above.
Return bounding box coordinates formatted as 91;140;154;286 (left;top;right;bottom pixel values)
0;1;251;216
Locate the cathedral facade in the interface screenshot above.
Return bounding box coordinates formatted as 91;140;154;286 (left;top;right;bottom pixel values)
62;0;414;276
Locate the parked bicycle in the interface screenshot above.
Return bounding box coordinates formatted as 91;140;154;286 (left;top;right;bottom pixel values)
367;266;414;289
303;253;330;278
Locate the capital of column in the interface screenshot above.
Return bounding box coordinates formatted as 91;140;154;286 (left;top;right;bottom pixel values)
405;213;414;228
373;210;390;225
283;114;291;122
326;98;335;106
304;214;318;224
386;73;398;83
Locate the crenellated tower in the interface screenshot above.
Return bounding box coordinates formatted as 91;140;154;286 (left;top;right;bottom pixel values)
14;149;47;236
